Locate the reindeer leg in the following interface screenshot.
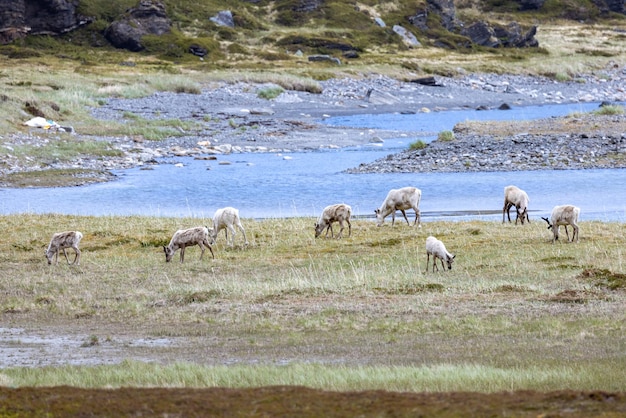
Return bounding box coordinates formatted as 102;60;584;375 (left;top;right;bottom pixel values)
180;246;185;263
503;202;513;223
62;248;71;264
336;221;344;239
400;209;410;225
238;224;249;246
199;242;205;260
71;246;81;265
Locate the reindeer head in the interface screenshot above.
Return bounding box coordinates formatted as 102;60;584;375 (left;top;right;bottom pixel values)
446;254;456;270
163;246;174;262
516;206;529;225
541;217;553;230
314;222;324;238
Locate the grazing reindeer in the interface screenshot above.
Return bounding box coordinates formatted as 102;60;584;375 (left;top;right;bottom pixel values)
375;187;422;227
45;231;83;265
164;226;215;262
315;203;352;239
542;205;580;243
425;236;455;272
210;207;249;247
503;185;530;225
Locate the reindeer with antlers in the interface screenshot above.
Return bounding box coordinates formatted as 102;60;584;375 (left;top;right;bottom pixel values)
542;205;580;243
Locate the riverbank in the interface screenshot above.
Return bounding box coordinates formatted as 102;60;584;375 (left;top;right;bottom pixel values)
348;112;626;173
1;67;625;187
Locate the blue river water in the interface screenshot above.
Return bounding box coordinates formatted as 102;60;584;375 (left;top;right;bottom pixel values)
1;101;624;222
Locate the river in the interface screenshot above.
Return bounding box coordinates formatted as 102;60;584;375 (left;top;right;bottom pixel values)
1;102;624;222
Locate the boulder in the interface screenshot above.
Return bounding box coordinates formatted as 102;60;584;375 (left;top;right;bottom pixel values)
427;0;457;31
494;23;538;48
463;21;538;48
189;44;207;57
517;0;546;10
392;25;421;48
0;0;91;44
293;0;323;12
603;0;625;13
210;10;234;28
104;0;171;52
462;21;500;47
308;55;341;65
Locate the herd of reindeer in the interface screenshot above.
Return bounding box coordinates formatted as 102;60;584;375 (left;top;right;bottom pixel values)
44;185;581;273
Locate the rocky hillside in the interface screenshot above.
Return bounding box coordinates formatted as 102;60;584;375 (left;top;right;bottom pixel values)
1;0;624;63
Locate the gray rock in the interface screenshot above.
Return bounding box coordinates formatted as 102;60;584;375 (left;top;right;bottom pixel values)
374;17;386;27
518;0;546;10
392;25;421;48
463;21;500;48
308;55;341;65
105;1;171;52
0;0;91;44
210;10;234;28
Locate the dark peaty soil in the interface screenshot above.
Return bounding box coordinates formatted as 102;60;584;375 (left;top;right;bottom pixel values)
1;386;625;417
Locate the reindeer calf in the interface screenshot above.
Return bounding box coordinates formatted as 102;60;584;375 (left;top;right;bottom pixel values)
164;226;215;263
315;203;352;239
45;231;83;265
425;236;455;272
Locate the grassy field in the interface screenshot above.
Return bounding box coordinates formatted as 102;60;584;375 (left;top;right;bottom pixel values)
1;213;625;392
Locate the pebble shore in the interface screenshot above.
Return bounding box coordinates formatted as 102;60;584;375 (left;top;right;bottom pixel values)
348;114;626;173
2;65;625;183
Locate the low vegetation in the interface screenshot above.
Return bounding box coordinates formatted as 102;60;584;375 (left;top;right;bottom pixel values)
1;214;625;391
437;130;455;142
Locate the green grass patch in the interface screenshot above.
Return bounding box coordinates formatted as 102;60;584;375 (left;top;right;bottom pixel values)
2;361;625;392
409;140;427;150
257;86;284;100
593;105;624;116
0;168;113;188
437;130;455;141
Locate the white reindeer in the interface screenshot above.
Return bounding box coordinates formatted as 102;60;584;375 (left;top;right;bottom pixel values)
503;185;530;225
425;236;455;272
541;205;580;243
315;203;352;238
375;187;422;227
45;231;83;265
210;207;249;246
164;226;215;263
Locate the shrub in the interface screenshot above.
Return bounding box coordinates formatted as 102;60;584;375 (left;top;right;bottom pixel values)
409;140;427;150
438;130;455;141
257;86;285;100
593;105;624;116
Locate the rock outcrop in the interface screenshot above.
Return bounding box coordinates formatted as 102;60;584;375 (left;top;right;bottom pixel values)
104;0;171;52
0;0;91;44
409;0;539;48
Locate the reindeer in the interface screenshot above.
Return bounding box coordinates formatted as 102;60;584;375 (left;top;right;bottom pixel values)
542;205;580;243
